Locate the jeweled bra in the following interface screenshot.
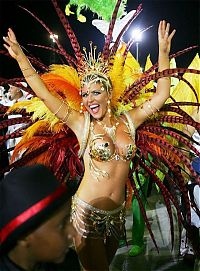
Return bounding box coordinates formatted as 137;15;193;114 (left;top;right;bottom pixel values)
78;111;136;179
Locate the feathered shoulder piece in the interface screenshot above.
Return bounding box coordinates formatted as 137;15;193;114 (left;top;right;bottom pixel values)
41;65;81;111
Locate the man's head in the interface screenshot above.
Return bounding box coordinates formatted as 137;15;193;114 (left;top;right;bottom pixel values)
8;85;23;101
0;164;76;267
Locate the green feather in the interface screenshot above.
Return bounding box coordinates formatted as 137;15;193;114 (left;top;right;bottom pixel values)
68;0;127;21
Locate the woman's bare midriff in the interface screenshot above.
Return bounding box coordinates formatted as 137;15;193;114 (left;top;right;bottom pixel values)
76;159;130;210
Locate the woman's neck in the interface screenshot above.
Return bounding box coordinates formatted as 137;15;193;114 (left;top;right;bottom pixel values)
95;113;114;127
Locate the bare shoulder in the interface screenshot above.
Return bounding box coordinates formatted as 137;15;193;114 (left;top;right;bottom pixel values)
67;110;86;140
125;107;142;129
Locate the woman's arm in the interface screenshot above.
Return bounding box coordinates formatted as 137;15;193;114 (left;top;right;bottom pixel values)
130;20;176;128
3;28;83;135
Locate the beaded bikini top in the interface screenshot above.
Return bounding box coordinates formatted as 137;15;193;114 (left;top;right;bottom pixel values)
89;120;136;162
78;111;136;179
89;136;135;162
78;111;136;159
79;111;136;179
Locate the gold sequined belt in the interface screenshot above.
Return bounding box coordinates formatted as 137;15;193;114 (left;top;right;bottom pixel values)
71;194;126;242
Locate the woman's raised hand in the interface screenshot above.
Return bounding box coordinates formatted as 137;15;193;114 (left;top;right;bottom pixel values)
3;28;25;61
158;20;176;55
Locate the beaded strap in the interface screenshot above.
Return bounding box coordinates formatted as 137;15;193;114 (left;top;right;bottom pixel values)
140;99;159;117
123;111;136;142
26;73;37;79
61;103;72;123
78;111;90;157
21;67;38;79
158;77;170;81
147;99;159;115
54;100;65;115
21;67;33;72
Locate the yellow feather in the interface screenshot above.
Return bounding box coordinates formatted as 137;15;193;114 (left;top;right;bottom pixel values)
41;66;82;111
109;42;143;111
132;55;154;107
19;120;64;145
120;43;142;87
48;64;81;89
123;52;142;87
109;53;126;107
142;54;154;93
169;58;179;92
7;100;33;114
8;97;62;130
170;53;200;115
28;98;59;126
164;54;200;139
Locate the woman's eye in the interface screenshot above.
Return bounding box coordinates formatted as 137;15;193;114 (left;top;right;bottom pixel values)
93;91;100;95
81;93;88;98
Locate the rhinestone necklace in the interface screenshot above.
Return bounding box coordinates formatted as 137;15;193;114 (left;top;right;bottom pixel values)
96;119;119;143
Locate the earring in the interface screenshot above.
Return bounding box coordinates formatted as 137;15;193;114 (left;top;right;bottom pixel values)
107;99;111;118
80;102;83;114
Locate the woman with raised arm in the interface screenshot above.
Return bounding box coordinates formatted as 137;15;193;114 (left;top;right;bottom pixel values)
3;20;176;270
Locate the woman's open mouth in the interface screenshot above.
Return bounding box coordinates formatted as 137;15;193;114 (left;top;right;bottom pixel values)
89;104;100;114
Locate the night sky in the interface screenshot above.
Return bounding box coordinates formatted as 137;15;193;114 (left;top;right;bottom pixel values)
0;0;199;79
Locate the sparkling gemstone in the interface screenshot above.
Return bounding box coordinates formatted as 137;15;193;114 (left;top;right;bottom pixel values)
115;154;120;160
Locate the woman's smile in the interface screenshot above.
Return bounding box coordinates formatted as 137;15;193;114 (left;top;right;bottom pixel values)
89;104;100;114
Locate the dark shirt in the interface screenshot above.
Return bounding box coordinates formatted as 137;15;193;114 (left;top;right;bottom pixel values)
0;248;81;271
0;255;25;271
